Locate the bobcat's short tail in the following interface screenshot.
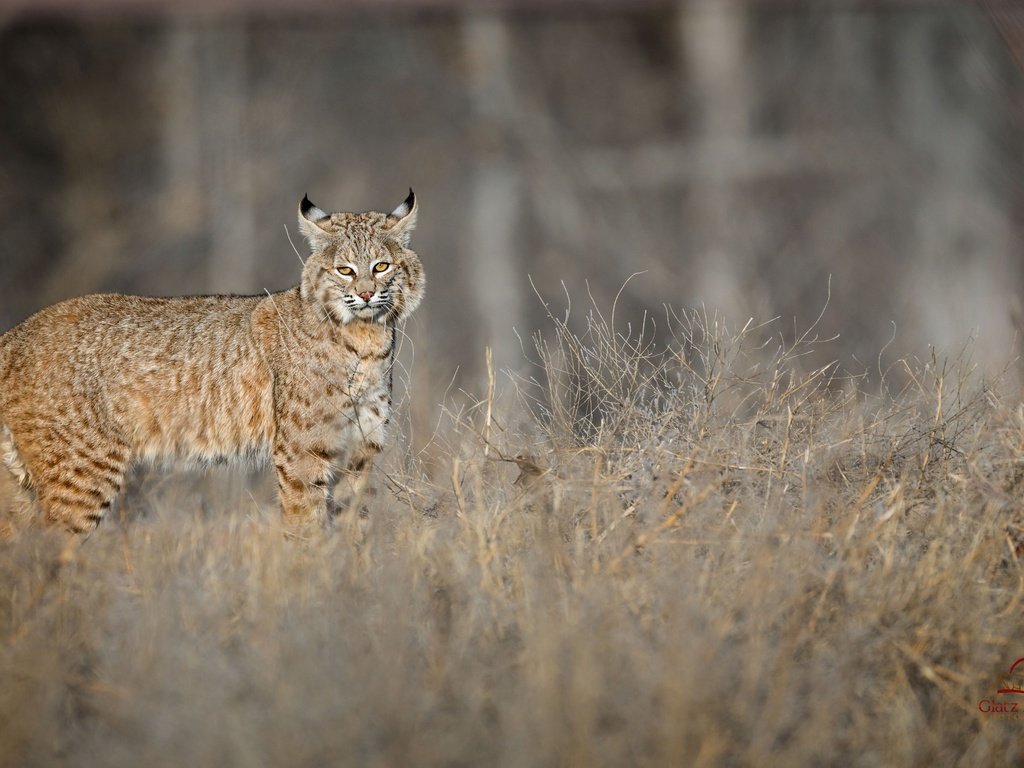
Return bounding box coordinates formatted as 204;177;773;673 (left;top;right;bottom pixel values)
0;332;33;531
0;418;34;537
1;422;30;489
0;329;27;488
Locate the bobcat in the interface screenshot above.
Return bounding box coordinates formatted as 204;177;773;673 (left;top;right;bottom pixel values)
0;191;424;534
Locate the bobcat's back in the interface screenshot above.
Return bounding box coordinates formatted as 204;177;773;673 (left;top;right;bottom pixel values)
1;293;276;466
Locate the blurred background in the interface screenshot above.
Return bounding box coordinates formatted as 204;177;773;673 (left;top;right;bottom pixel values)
1;0;1024;421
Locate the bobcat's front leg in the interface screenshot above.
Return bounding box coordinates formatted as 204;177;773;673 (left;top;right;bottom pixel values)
273;442;334;526
272;396;336;526
334;439;382;516
333;395;388;516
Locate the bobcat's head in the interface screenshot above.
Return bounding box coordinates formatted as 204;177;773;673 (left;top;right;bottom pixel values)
298;190;424;325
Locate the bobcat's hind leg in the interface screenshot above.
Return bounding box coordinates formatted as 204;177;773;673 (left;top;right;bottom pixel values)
31;439;130;535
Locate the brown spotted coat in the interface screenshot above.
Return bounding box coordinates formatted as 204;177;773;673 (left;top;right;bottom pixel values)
0;191;424;532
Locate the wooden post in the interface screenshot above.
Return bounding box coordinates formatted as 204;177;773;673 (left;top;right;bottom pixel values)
896;12;1016;361
159;19;202;238
677;0;752;314
198;21;256;295
462;11;523;374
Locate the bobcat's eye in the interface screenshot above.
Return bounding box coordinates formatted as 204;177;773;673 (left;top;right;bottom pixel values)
373;262;391;274
336;266;356;278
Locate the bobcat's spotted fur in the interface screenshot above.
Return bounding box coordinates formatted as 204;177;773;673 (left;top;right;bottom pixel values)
0;191;424;533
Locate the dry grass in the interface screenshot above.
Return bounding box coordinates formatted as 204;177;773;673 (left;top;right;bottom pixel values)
3;304;1024;767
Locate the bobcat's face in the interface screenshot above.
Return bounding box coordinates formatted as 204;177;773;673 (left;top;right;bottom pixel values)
299;191;424;325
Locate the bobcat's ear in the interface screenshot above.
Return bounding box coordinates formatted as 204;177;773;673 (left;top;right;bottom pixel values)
298;194;332;250
383;188;417;247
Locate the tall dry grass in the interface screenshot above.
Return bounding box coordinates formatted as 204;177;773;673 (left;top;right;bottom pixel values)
2;303;1024;767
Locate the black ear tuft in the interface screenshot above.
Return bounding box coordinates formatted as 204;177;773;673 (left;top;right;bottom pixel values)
389;188;416;220
300;194;330;225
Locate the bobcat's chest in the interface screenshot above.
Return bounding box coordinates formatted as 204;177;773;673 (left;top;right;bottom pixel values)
339;322;394;363
316;323;394;402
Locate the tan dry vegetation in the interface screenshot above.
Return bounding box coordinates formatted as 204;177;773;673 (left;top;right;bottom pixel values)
2;304;1024;767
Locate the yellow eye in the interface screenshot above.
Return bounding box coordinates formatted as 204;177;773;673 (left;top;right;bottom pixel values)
336;266;355;277
373;262;391;274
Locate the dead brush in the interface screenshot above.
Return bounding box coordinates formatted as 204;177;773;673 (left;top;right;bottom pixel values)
2;300;1024;767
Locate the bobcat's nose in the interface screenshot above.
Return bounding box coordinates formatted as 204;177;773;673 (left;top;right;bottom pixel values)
358;291;374;302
